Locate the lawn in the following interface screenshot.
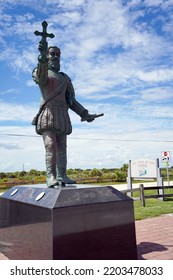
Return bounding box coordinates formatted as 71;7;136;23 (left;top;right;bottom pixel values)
134;198;173;220
133;188;173;220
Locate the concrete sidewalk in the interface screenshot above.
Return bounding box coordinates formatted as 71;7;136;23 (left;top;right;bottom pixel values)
0;214;173;260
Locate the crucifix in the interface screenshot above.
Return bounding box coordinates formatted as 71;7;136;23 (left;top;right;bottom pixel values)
34;21;55;53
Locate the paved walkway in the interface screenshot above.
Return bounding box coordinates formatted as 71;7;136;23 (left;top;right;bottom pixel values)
0;214;173;260
136;214;173;260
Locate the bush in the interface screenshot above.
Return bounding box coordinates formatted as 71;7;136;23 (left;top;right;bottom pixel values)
0;172;7;179
114;170;127;182
89;168;102;177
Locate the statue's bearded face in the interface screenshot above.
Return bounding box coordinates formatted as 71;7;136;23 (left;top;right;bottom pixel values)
48;47;60;71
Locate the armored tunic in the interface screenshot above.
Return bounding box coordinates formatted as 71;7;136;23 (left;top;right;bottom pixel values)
32;69;87;135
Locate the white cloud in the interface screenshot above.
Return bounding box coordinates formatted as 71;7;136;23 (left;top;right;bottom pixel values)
136;69;173;82
0;89;19;95
144;0;163;5
139;87;173;102
46;0;85;8
26;79;36;87
0;126;44;172
0;101;37;121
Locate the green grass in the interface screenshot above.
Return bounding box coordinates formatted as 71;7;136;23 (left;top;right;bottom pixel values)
0;187;9;193
134;198;173;220
133;188;173;220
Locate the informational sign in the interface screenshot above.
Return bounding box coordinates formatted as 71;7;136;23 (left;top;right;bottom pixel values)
131;159;157;178
161;151;171;162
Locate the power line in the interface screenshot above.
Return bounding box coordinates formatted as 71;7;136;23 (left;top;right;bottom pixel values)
0;133;39;137
0;133;172;143
71;138;173;143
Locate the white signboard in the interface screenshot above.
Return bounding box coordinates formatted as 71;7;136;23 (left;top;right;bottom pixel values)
131;159;157;178
161;151;171;162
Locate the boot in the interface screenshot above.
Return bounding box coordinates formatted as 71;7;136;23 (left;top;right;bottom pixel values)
46;165;59;187
57;167;76;184
63;175;76;184
56;134;76;185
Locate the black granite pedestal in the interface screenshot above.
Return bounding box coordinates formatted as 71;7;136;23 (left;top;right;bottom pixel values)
0;186;137;259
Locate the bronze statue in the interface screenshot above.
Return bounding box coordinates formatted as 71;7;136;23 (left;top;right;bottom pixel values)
32;21;103;188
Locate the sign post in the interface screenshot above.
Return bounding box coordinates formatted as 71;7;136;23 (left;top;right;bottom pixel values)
127;158;163;191
161;151;171;186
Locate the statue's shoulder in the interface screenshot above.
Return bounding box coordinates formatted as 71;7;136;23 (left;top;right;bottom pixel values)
60;72;71;81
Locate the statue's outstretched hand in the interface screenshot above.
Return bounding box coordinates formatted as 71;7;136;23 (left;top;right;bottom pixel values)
81;113;104;122
81;114;95;122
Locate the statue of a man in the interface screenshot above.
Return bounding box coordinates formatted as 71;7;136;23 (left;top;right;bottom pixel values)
32;44;96;187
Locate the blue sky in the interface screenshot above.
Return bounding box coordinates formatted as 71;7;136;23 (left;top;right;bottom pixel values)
0;0;173;172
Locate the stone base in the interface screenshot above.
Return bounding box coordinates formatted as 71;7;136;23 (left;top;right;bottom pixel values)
0;186;137;259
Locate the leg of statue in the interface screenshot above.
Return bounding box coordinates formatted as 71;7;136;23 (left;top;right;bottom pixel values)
56;133;76;184
42;130;58;187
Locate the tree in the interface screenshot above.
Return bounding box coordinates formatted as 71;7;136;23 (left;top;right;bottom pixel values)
89;168;102;177
29;169;39;176
0;172;7;179
115;170;127;182
120;164;128;172
19;171;27;177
